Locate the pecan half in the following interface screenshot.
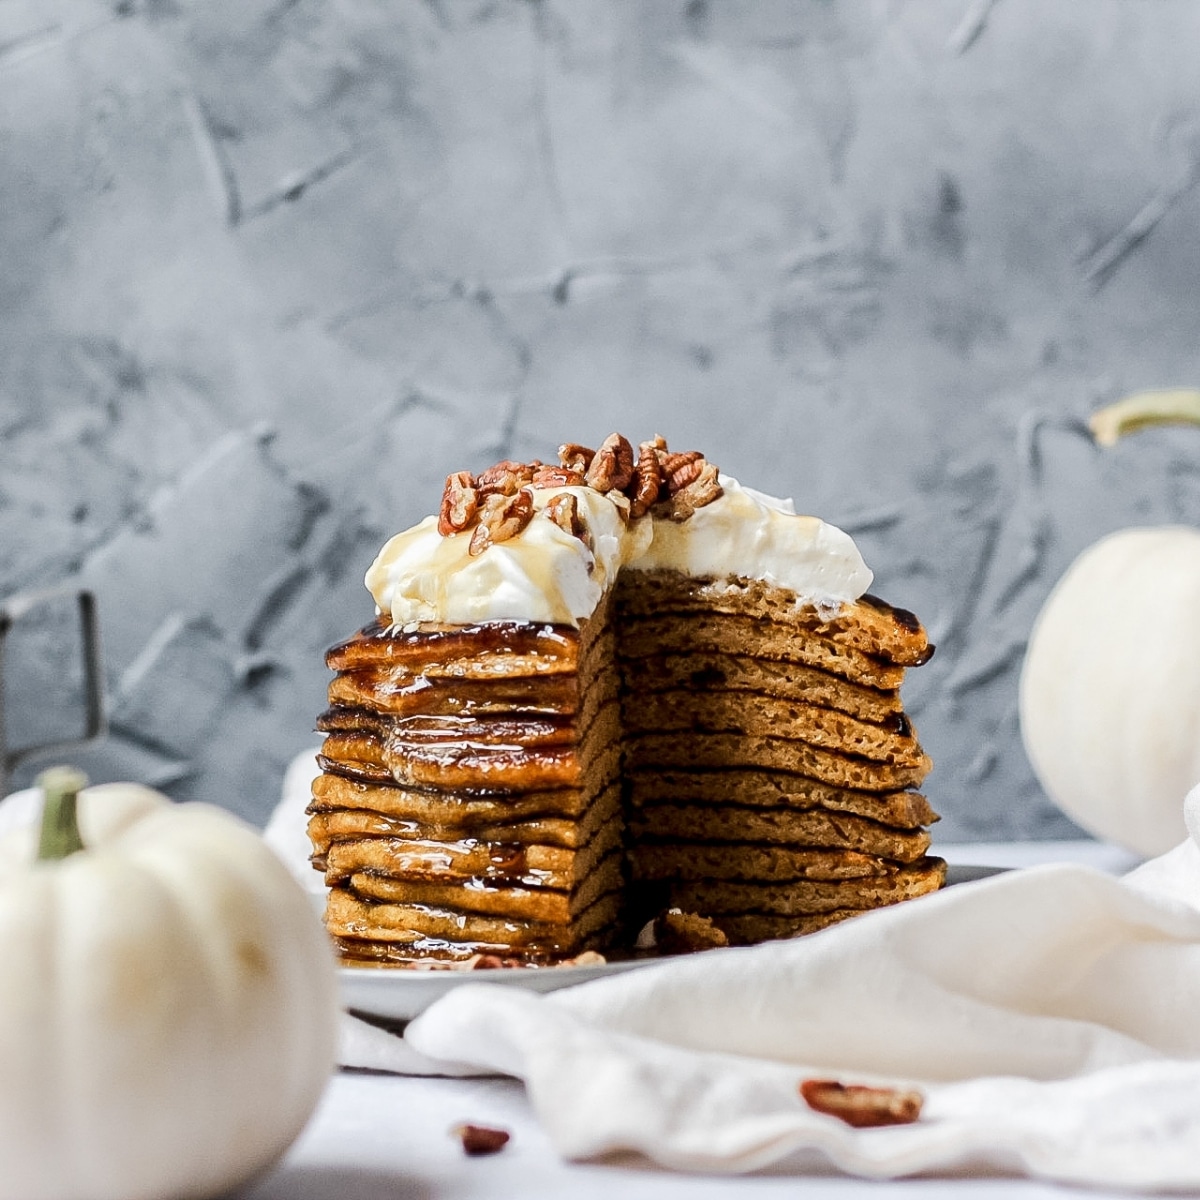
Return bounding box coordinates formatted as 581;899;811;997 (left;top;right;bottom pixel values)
585;432;635;493
438;471;479;535
531;465;586;489
799;1080;923;1128
663;460;723;521
469;488;534;555
669;457;705;494
544;492;586;540
659;449;704;492
558;442;595;473
454;1124;511;1156
627;441;664;518
475;460;535;498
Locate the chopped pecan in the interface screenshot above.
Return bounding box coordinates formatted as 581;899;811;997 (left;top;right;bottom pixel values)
454;1124;511;1155
560;950;607;967
585;433;635;493
663;460;723;521
531;465;586;489
627;441;664;518
469;488;534;555
544;492;586;540
639;908;728;955
558;442;595;473
475;460;535;497
799;1080;923;1128
438;471;479;536
468;954;524;970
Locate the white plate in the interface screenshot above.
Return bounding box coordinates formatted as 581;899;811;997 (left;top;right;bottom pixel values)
338;862;1003;1022
340;955;651;1022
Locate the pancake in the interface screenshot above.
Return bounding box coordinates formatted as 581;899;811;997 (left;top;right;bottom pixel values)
621;690;926;766
309;771;600;824
618;614;907;690
308;781;621;852
629;843;905;883
627;770;936;828
624;732;931;793
325;884;621;951
618;571;932;665
620;651;904;723
712;909;860;944
321;814;623;890
346;850;624;923
628;804;932;861
668;857;947;916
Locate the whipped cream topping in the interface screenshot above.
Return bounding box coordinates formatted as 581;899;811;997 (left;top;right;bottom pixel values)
366;475;873;628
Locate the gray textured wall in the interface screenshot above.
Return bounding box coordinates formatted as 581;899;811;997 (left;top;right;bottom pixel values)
3;0;1200;840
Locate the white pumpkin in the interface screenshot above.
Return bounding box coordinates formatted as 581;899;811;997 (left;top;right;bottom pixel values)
1020;391;1200;858
0;775;339;1200
1020;525;1200;858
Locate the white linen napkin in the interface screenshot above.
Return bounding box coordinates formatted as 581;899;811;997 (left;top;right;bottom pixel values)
398;816;1200;1188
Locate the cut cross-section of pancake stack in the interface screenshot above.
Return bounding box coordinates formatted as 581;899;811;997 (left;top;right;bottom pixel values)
311;603;623;965
616;570;944;945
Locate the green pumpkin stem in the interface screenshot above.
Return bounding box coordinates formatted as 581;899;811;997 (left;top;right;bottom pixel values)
36;766;89;861
1089;389;1200;447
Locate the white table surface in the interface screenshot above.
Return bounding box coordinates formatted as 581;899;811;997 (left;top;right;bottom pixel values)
238;841;1176;1200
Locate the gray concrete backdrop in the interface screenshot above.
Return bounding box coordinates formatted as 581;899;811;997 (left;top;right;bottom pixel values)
3;0;1200;839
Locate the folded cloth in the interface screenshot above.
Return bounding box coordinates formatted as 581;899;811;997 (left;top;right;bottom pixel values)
398;784;1200;1188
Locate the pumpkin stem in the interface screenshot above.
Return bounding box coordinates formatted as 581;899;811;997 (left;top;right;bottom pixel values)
1089;389;1200;447
36;766;89;861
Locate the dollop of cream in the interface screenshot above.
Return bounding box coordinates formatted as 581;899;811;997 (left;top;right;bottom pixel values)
366;476;872;628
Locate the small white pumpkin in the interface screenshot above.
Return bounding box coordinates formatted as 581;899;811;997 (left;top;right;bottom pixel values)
1021;526;1200;856
1020;391;1200;857
0;771;339;1200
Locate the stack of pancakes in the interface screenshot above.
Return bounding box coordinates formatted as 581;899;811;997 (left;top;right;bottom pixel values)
311;568;942;964
616;570;944;944
311;599;623;965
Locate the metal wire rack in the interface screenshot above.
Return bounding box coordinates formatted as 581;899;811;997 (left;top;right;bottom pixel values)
0;588;107;800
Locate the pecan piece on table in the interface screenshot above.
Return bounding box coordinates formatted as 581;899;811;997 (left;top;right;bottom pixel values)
469;488;534;555
799;1079;923;1128
438;470;479;536
585;432;635;493
627;440;665;518
454;1124;511;1156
